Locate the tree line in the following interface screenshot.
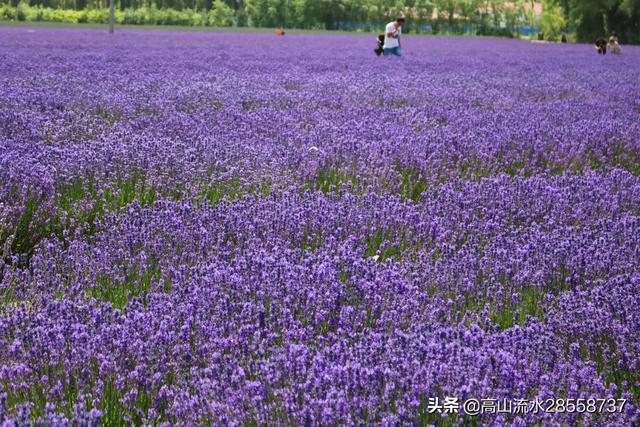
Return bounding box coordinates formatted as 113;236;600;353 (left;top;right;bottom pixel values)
2;0;639;44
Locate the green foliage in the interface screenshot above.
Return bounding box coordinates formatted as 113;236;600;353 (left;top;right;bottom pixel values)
209;0;234;26
396;165;428;203
0;4;237;26
577;337;640;403
1;0;639;43
88;256;162;309
306;164;427;202
364;228;424;263
569;0;640;44
11;197;49;257
200;176;267;204
539;0;565;41
308;166;363;195
3;362;96;422
2;166;272;270
2;362;166;425
476;25;515;38
2;171;156;267
490;286;545;330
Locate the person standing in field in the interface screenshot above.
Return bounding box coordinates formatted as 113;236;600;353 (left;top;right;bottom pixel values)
609;32;622;54
595;37;607;55
383;15;405;57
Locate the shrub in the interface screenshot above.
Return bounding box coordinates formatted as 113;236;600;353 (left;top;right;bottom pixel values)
538;1;565;42
15;1;28;21
476;25;514;38
1;4;16;20
86;8;109;24
208;0;234;27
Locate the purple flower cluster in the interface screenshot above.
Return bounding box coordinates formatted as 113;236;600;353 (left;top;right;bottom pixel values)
1;28;639;425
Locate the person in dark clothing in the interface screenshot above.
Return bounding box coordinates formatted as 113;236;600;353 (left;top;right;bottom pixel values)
374;33;385;56
595;37;607;54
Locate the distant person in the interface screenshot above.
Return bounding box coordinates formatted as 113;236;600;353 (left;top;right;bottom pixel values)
609;32;622;54
383;15;405;57
374;33;385;56
595;37;607;55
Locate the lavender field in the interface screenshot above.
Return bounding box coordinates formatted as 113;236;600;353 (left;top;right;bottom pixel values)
1;27;640;425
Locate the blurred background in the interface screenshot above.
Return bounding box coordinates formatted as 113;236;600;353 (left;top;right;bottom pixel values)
1;0;639;44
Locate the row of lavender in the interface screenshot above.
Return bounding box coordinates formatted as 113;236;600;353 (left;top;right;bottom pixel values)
1;29;640;425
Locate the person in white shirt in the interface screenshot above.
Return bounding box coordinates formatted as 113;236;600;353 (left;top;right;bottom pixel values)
609;31;622;54
383;15;405;57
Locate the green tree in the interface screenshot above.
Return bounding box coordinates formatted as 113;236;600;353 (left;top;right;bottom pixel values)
539;0;565;40
4;0;640;44
504;0;524;33
209;0;234;25
415;0;435;23
569;0;640;43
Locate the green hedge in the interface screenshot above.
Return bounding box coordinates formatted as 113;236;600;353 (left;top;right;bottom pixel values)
0;4;234;26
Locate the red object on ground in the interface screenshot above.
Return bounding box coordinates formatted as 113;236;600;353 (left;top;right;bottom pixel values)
275;29;285;36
